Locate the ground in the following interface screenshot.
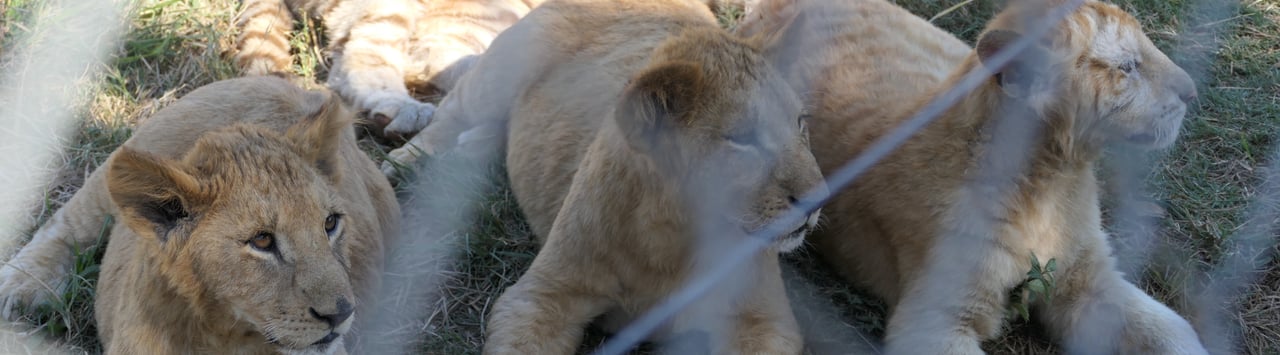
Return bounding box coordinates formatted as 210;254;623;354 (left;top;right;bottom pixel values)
0;0;1276;354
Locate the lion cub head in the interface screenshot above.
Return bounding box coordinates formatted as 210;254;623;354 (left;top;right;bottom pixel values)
976;0;1197;149
106;95;358;354
617;27;827;251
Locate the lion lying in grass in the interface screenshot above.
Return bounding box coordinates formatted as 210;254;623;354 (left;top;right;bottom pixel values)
0;76;399;354
742;0;1207;354
386;0;827;352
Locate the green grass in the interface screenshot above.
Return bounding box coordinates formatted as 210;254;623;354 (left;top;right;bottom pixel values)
1;0;1277;354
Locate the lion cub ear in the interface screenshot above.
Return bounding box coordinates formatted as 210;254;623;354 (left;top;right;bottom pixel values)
617;60;704;154
976;29;1052;100
744;0;807;88
287;90;353;183
107;148;208;243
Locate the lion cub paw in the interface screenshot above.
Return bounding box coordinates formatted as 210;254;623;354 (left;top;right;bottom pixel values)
0;253;70;321
381;142;429;178
370;93;437;140
884;333;983;355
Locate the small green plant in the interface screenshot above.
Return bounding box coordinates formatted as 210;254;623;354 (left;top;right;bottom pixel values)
714;2;746;30
1007;253;1057;322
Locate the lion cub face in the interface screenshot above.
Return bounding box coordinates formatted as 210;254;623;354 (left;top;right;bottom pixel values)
107;97;357;354
978;1;1196;149
617;28;828;252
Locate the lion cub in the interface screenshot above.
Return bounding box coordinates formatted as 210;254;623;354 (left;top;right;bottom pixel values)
741;0;1205;354
396;0;826;353
0;77;399;354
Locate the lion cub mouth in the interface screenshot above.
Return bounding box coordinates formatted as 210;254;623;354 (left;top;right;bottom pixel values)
269;318;350;355
313;331;340;346
275;335;344;355
774;210;821;253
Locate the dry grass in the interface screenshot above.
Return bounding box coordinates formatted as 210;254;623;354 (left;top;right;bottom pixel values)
0;0;1276;354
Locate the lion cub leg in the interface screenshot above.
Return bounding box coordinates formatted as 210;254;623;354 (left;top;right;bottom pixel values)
484;257;613;355
326;0;437;135
1037;233;1208;355
0;168;115;320
383;17;557;173
660;256;802;355
379;87;512;176
883;241;1025;355
725;258;803;354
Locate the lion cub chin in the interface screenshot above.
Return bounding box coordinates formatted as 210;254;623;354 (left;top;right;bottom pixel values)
402;0;825;353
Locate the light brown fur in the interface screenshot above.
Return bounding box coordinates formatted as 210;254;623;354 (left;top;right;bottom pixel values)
233;0;544;138
378;0;763;170
400;0;827;353
742;0;1205;354
0;77;399;354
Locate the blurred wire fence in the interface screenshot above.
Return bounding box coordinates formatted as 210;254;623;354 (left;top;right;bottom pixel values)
589;0;1277;354
0;0;1275;354
0;0;127;353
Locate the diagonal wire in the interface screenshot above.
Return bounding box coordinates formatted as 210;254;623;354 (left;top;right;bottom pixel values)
592;1;1086;353
1191;142;1280;355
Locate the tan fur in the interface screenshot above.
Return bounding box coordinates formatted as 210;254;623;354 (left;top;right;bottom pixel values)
396;0;827;353
742;0;1205;354
378;0;761;171
232;0;544;138
0;77;399;354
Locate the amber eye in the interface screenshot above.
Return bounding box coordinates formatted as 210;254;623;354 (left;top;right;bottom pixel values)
324;213;341;237
249;232;276;252
1119;60;1139;74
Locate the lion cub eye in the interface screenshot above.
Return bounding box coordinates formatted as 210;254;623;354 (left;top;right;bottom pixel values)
324;213;342;237
248;232;276;252
798;113;811;129
726;130;758;147
1119;60;1139;74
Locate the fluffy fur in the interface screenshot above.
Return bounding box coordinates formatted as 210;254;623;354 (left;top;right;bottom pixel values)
392;0;827;353
741;0;1206;354
233;0;544;137
0;77;399;354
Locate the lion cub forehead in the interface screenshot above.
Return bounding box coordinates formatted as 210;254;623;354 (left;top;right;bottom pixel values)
1078;3;1144;62
184;126;325;187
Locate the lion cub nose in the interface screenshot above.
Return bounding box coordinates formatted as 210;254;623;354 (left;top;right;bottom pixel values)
1170;72;1198;104
1177;84;1198;103
309;298;354;328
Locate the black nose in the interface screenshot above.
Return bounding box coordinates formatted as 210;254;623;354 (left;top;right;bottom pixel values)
787;195;799;205
309;298;354;328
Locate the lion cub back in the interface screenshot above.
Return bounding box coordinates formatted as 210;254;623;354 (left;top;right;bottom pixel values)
740;0;969;137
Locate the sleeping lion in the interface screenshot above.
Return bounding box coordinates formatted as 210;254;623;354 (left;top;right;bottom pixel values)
389;0;827;353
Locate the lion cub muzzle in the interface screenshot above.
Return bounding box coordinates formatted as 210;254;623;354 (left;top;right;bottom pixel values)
774;208;820;252
309;297;355;343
